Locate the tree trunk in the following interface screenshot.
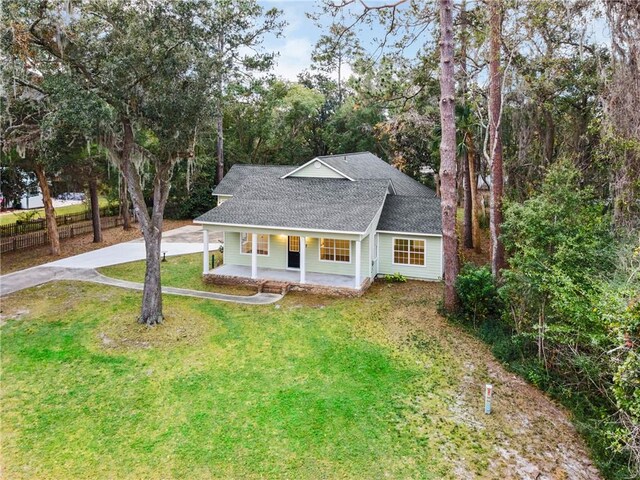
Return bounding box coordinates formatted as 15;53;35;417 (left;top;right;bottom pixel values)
216;106;224;184
460;0;475;251
337;53;343;105
215;31;225;185
88;176;102;243
140;225;163;325
489;0;506;277
438;0;460;312
120;174;131;230
467;139;481;253
543;108;555;164
107;118;174;325
462;147;473;249
34;163;60;256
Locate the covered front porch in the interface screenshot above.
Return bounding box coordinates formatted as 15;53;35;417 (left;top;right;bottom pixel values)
205;264;364;290
200;227;371;291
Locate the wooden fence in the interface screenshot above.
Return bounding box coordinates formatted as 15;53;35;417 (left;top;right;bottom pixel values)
0;214;136;254
0;205;120;238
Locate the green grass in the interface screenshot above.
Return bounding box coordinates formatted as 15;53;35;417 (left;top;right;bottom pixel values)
99;253;255;295
0;197;111;226
0;278;496;479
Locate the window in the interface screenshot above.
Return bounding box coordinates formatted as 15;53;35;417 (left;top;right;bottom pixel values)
289;236;300;252
240;233;269;255
320;238;351;262
393;238;425;266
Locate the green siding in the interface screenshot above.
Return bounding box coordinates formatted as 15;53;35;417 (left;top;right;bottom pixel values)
289;161;346;179
304;236;370;277
377;233;442;280
223;232;287;269
219;231;372;279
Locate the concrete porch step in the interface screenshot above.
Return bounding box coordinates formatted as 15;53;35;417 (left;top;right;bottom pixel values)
260;281;290;295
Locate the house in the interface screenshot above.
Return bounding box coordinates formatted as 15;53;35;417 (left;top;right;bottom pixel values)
194;152;442;295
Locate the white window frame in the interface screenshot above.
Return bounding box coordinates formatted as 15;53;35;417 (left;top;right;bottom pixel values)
318;238;352;264
239;233;270;256
392;237;427;267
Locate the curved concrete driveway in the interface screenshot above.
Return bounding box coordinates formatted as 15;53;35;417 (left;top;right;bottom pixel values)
46;225;220;269
0;226;282;304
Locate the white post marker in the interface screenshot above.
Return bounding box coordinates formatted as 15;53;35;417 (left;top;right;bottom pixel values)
484;384;493;414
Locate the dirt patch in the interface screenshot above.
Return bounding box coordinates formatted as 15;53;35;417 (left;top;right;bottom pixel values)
0;219;192;274
95;300;215;351
358;281;602;479
0;308;30;326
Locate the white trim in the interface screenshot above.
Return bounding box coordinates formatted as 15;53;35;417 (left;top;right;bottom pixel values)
251;233;258;279
318;238;352;264
280;157;356;181
300;236;306;284
355;239;361;288
239;232;270;256
373;233;379;262
440;235;444;278
376;230;442;237
391;236;428;267
194;220;365;236
364;193;388;237
375;233;380;275
387;180;397;195
202;229;209;274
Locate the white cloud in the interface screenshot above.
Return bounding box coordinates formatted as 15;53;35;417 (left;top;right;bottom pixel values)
272;37;313;80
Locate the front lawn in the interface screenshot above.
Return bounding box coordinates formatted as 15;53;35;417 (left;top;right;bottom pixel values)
99;253;256;296
1;270;599;479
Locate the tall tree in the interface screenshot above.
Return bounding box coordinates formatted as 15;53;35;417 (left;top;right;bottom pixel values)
603;0;640;230
439;0;459;311
1;65;70;256
16;0;278;324
488;0;505;277
208;0;284;184
311;24;362;104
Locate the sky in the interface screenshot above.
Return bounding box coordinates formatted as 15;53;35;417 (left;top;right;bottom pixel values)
259;0;418;81
262;1;320;80
259;1;610;82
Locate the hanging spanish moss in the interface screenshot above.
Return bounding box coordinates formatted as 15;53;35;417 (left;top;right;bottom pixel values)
186;157;196;192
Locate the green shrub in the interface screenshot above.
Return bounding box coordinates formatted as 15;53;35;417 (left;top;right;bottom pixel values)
384;272;407;283
455;263;501;327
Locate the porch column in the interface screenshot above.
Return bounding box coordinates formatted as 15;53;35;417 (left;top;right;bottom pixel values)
202;228;209;274
251;232;258;279
355;239;361;289
300;236;306;284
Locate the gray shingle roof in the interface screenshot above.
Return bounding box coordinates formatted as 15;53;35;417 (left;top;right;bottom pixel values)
377;195;442;235
213;165;294;195
197;177;391;233
318;152;437;197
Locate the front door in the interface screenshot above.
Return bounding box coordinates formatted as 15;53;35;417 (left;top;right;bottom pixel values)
288;236;300;269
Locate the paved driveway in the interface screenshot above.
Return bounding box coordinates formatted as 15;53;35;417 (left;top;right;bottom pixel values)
0;226;278;304
46;225;221;269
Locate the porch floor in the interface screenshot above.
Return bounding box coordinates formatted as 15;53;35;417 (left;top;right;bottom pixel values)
206;264;360;289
